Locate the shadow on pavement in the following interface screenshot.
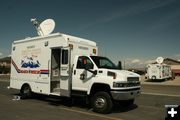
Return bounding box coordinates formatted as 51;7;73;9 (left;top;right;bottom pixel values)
145;79;165;82
11;93;138;113
113;102;138;113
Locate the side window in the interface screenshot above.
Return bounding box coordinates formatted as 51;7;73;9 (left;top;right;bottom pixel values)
99;59;113;68
77;56;93;69
62;50;68;64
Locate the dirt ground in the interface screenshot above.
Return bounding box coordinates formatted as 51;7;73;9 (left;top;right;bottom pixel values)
0;74;10;80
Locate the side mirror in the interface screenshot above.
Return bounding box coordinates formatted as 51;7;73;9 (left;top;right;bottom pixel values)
93;70;97;75
84;64;97;75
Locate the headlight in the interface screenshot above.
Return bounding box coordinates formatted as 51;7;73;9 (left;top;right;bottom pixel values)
113;82;124;87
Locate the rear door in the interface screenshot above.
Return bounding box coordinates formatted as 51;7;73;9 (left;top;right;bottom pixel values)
60;47;71;97
50;48;61;93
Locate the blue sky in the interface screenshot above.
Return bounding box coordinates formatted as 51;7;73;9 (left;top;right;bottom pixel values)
0;0;180;68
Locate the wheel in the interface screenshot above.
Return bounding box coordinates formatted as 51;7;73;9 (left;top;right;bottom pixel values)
152;76;156;80
91;92;113;114
20;84;32;99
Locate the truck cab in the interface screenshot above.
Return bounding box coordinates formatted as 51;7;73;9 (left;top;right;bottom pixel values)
71;55;140;113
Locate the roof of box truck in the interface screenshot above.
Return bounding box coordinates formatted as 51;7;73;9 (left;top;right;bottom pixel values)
13;33;97;46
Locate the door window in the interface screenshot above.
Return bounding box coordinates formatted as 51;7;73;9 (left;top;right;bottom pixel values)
76;56;93;69
62;50;68;64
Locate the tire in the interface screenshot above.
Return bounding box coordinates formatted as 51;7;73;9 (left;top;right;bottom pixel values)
152;76;156;80
91;92;113;114
20;84;32;99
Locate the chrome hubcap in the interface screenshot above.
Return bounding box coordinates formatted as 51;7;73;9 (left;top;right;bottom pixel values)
95;98;106;108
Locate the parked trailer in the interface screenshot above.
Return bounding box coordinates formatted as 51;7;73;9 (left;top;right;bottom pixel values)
10;32;140;113
146;63;172;80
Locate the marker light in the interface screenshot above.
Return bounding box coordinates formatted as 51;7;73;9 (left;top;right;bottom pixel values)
93;49;96;54
69;44;73;49
107;71;116;79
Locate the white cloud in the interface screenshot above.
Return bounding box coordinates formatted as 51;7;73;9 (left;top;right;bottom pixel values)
170;54;180;61
131;59;140;64
124;58;157;69
123;58;144;69
0;52;3;56
175;54;180;57
145;59;155;64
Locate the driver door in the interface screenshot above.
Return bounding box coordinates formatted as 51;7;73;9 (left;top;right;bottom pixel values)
72;56;94;92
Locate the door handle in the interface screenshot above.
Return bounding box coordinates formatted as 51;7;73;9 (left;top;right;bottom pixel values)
74;70;76;75
48;60;50;77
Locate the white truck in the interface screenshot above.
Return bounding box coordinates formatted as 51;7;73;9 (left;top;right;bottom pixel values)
10;32;140;113
146;63;172;80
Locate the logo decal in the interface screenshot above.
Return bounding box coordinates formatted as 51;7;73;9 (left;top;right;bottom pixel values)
12;59;48;74
21;56;40;68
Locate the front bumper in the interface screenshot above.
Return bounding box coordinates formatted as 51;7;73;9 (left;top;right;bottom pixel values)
110;88;140;100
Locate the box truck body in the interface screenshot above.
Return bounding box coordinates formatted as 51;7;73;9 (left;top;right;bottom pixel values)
10;33;140;113
146;63;172;80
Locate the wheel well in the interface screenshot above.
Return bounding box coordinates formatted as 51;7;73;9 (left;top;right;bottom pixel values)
90;83;110;96
20;83;31;92
152;76;156;79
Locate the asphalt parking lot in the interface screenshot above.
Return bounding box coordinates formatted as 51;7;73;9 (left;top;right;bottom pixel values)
0;76;180;120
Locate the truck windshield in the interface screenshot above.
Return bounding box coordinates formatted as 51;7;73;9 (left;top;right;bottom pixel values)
90;56;118;69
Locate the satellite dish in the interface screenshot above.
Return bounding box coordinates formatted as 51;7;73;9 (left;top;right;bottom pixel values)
156;57;164;64
31;18;55;36
39;19;55;36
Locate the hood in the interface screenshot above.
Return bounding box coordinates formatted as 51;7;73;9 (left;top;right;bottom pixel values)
107;69;140;81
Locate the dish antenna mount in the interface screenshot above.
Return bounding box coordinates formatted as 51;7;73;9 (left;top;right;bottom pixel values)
31;18;55;36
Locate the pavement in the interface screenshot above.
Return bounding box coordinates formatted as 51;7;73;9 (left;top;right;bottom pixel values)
0;74;10;82
0;75;180;120
0;80;180;120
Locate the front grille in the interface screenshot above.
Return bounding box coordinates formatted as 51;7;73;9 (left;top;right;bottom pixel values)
127;77;139;82
126;82;140;87
113;81;140;87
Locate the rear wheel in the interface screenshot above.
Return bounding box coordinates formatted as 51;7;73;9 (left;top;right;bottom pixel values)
20;85;32;99
91;92;113;114
152;76;156;80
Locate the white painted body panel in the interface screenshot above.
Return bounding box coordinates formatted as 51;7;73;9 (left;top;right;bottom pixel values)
146;64;172;80
10;33;97;95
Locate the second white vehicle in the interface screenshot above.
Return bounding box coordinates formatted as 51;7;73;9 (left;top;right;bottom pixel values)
146;63;172;80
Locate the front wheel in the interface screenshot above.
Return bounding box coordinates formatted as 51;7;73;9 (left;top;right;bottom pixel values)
91;92;113;114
